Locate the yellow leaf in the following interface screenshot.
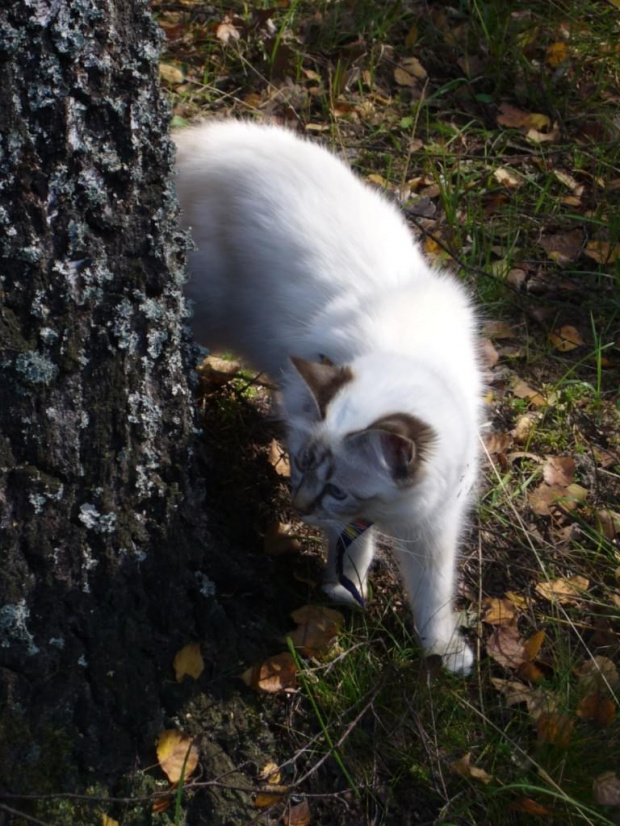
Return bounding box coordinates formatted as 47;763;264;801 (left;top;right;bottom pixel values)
394;66;418;87
159;63;184;85
482;596;519;625
288;605;345;655
424;236;441;256
505;591;530;610
173;643;205;683
260;761;282;784
254;786;289;808
583;240;620;265
264;523;301;556
156;731;199;783
268;439;291;477
102;817;119;826
512;378;546;407
546;41;569;67
240;652;298;693
535;575;589;603
450;753;493;784
524;630;546;661
549;325;584;352
400;56;427;79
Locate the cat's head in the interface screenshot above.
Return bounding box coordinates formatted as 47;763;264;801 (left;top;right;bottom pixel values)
286;356;437;526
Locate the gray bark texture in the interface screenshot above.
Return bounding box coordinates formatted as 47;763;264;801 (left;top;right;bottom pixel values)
0;0;241;814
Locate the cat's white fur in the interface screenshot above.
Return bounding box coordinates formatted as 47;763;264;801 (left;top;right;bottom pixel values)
175;120;482;674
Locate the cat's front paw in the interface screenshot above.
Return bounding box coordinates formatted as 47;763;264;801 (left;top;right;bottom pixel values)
322;581;367;609
427;638;474;676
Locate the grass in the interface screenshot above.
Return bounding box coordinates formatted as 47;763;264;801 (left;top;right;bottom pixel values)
156;0;620;822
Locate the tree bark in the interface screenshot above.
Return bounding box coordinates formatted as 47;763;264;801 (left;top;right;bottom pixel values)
0;0;221;810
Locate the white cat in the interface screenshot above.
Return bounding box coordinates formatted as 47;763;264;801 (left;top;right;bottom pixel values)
174;120;482;675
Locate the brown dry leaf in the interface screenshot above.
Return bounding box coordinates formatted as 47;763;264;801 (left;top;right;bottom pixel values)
450;753;493;785
480;338;499;369
553;169;581;192
535;575;589;604
595;509;620;540
516;660;547;684
496;103;548;130
536;712;574;747
493;167;523;189
511;798;553;817
216;18;241;44
457;54;483;77
593;772;620;807
575;656;620;693
583;240;620;265
400;56;427;79
549;325;584;352
284;799;311;826
404;23;419;46
546;41;569;67
539;229;583;265
288;605;345;655
542;456;576;487
482;597;519;626
577;692;617;727
173;643;204;683
512;378;546;407
483;320;517;340
254;786;289;808
156;731;199;783
529;483;587;516
198;355;241;386
159;63;184;85
483;431;513;455
487;626;527;668
260;761;282;784
524;630;546;661
264;523;301;557
394;67;419;87
491;678;558;720
513;413;537;443
268;439;291;478
152;795;173;814
240;653;298;694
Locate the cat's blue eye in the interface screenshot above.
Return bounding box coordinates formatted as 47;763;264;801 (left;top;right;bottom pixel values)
326;483;346;500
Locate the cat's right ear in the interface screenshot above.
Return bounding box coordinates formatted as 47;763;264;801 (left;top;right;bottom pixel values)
289;356;353;420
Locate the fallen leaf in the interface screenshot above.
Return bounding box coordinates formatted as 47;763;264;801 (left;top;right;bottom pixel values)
483;431;513;455
536;712;574;747
156;731;199;783
593;772;620;807
264;523;302;556
539;229;583;265
510;797;553;816
493;167;523;188
450;753;493;784
482;597;519;625
553;169;580;192
516;660;547;684
549;325;584;352
457;54;483;77
173;643;205;683
491;678;558;720
260;761;282;784
159;63;184;85
535;575;589;603
394;67;419;87
400;56;427;79
480;338;499;369
101;817;119;826
524;630;546;661
268;439;291;477
505;591;530;610
546;41;569;67
575;656;620;693
577;692;617;727
513;413;537;443
583;240;620;265
526;123;560;144
482;320;517;340
487;626;527;668
240;653;298;693
288;605;345;655
512;378;546;407
542;456;576;486
216;18;241;44
152;796;173;814
254;786;289;808
595;509;620;540
404;23;419;46
496;103;549;131
197;355;241;386
284;799;311;825
529;483;587;516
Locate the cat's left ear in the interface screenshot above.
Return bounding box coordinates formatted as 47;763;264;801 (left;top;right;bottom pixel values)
347;413;436;484
290;356;353;419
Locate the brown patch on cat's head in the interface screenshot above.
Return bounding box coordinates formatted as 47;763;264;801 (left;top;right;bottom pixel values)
290;356;353;419
367;413;437;484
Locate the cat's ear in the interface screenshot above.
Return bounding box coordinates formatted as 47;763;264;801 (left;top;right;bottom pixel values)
290;356;353;419
347;413;436;484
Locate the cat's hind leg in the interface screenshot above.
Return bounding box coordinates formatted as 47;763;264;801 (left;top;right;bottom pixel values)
322;525;376;608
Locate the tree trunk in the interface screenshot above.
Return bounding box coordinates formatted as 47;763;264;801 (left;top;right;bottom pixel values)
0;1;263;820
